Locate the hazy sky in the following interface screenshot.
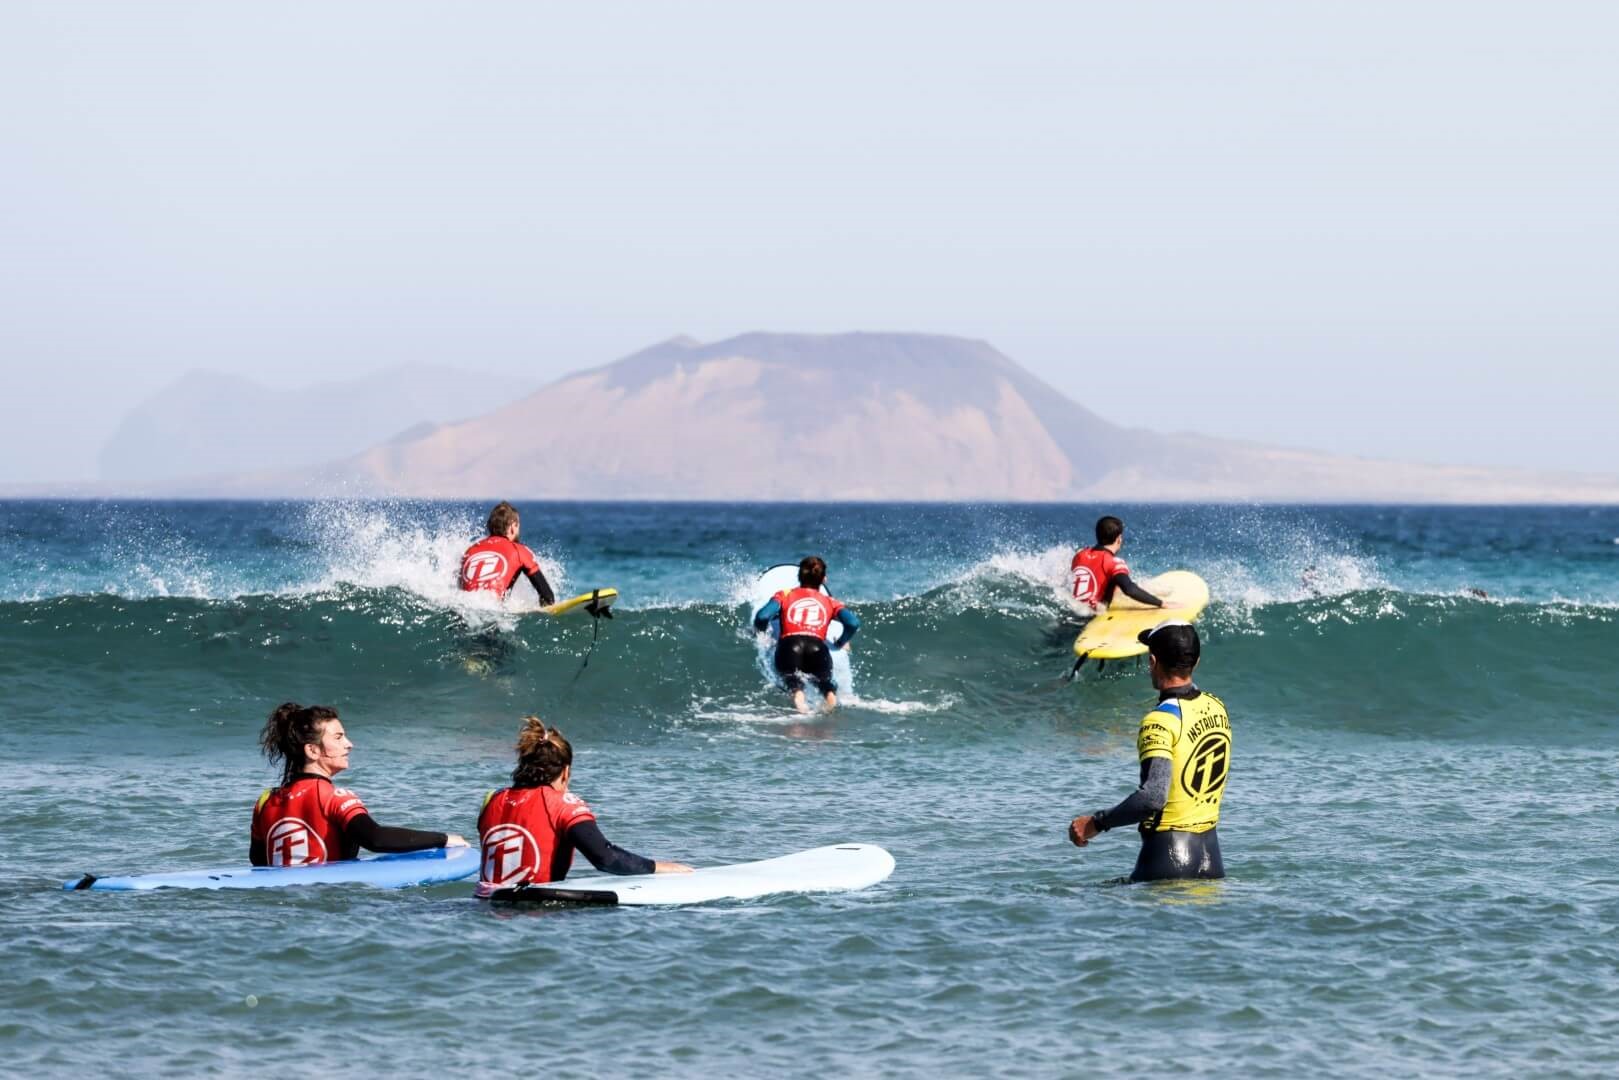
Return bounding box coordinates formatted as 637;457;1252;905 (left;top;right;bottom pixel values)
4;2;1616;483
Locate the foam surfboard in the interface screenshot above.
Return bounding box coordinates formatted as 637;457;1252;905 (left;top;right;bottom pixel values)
749;563;850;692
64;845;480;892
541;587;618;617
486;843;895;906
1073;570;1210;661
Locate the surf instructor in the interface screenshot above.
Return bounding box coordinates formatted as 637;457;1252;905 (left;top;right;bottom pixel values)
753;555;861;713
1067;622;1231;881
459;501;555;605
1071;516;1163;611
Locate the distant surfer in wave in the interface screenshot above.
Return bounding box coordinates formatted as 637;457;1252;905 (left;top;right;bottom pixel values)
1067;622;1231;881
1071;516;1163;611
753;555;861;713
459;501;556;606
251;702;467;867
476;716;691;895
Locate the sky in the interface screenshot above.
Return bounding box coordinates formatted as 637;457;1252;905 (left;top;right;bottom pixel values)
3;1;1617;483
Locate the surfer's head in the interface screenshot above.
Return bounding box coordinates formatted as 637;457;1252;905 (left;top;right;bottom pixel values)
798;556;828;589
260;702;345;786
1138;621;1200;684
1095;516;1124;549
487;501;521;541
512;715;573;789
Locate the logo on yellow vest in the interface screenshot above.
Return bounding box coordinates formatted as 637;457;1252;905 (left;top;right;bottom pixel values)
1181;731;1230;799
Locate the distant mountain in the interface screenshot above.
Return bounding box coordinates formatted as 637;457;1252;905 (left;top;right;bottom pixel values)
97;365;538;485
104;334;1619;502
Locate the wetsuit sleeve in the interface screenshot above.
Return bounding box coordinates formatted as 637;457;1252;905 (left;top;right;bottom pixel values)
1093;756;1171;832
833;607;860;645
565;820;656;876
346;813;448;854
522;566;556;606
753;597;782;631
1112;573;1163;607
511;545;554;605
250;837;266;866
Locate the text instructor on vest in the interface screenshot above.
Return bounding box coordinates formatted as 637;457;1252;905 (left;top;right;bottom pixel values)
1068;621;1231;881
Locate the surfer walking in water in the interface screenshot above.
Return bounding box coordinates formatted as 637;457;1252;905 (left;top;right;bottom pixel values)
1071;516;1164;611
459;501;555;606
1067;622;1231;881
753;556;861;713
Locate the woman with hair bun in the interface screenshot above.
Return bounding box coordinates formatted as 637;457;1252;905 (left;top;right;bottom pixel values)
476;716;690;894
251;702;467;867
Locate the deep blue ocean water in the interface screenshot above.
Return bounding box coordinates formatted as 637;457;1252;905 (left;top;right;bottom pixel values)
2;500;1616;1076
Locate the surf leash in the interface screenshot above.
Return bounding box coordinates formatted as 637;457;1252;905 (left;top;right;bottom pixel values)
569;589;613;684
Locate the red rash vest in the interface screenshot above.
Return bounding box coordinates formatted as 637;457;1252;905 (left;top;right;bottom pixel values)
251;776;369;866
1071;547;1130;608
775;587;844;639
476;785;598;893
459;536;541;597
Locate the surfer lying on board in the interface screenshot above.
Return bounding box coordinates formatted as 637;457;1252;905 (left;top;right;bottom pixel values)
251;703;468;867
476;717;691;895
1071;516;1163;611
459;501;556;605
1068;622;1231;881
752;555;861;713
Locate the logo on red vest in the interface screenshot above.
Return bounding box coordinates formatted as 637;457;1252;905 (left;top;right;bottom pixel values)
266;817;327;867
480;823;539;885
1072;566;1097;602
786;596;828;629
463;551;508;586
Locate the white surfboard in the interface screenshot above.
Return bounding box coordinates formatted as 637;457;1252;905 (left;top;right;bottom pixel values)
486;843;895;906
749;563;852;693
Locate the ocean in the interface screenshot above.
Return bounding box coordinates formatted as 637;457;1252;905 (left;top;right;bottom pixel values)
2;500;1616;1077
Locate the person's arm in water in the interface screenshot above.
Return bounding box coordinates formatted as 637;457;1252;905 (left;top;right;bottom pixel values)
565;820;689;874
831;607;860;649
1068;758;1171;845
752;597;781;632
522;565;556;607
1111;573;1163;608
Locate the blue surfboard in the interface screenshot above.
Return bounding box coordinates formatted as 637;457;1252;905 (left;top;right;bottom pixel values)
64;846;480;892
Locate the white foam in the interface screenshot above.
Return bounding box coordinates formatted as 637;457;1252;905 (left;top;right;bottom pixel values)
295;501;567;627
839;693;958;715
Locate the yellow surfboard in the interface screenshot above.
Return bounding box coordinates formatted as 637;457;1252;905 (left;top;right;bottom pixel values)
1072;571;1209;661
541;587;619;618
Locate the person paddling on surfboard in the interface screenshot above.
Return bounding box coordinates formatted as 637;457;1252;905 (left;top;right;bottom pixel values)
1071;516;1164;612
476;717;691;897
251;703;467;867
752;555;861;714
1067;622;1231;881
459;501;556;606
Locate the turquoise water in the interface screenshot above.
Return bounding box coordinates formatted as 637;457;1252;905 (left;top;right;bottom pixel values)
2;501;1616;1076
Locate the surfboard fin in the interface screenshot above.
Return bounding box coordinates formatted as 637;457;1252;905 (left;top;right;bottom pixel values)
1066;653;1090;682
584;588;613;619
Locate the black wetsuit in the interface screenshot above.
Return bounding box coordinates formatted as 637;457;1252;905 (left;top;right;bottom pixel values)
774;636;836;694
567;820;655;876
